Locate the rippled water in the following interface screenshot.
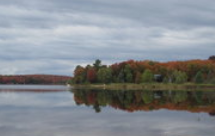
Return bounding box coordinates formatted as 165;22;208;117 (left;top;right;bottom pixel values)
0;85;214;136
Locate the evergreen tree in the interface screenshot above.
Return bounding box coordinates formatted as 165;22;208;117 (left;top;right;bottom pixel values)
124;64;133;83
141;69;154;83
97;67;112;83
173;70;188;84
208;55;215;60
163;77;169;84
135;72;142;83
195;71;204;84
118;69;125;83
93;59;102;70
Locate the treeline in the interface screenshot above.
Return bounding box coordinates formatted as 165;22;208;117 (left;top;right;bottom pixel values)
73;56;215;84
0;75;71;84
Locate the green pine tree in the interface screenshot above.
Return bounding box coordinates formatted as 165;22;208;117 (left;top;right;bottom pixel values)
141;69;154;83
195;71;204;84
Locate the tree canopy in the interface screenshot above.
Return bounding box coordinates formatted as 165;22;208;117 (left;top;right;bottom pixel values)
73;58;215;84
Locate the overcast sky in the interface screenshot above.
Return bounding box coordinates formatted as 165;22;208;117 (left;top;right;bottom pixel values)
0;0;215;75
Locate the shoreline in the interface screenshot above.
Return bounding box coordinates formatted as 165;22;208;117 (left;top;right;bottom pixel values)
72;83;215;91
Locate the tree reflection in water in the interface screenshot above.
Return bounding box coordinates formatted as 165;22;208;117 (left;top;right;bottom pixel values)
72;89;215;116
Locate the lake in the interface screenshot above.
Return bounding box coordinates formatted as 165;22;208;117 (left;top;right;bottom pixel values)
0;85;214;136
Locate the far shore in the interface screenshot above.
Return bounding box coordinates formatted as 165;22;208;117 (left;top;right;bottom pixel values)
72;83;215;91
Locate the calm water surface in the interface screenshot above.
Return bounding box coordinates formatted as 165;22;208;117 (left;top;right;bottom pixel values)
0;85;214;136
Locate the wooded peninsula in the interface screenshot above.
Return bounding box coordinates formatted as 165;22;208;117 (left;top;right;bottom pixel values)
72;56;215;90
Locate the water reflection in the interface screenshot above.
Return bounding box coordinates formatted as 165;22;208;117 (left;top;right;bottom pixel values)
72;89;215;116
0;85;214;136
0;85;69;92
0;85;73;108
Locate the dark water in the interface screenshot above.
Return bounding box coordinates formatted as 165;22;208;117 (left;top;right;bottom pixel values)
0;85;214;136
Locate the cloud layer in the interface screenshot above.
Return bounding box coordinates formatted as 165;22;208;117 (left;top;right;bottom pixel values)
0;0;215;75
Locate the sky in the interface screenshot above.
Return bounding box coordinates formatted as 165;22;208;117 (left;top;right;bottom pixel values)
0;0;215;76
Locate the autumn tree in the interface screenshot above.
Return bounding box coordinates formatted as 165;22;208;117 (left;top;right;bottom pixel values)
73;65;86;84
87;68;97;83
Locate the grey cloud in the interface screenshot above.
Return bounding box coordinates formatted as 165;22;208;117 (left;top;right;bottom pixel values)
0;0;215;75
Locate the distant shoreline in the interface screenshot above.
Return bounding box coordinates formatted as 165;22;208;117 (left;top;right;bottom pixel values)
0;74;72;85
72;83;215;91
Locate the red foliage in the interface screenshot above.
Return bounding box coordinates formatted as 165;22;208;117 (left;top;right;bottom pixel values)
73;58;215;83
87;68;97;83
0;75;71;84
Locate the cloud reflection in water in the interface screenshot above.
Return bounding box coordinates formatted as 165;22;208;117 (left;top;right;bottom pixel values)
0;86;214;136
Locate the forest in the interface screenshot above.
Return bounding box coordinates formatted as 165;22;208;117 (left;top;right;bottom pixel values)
73;56;215;84
0;75;71;84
